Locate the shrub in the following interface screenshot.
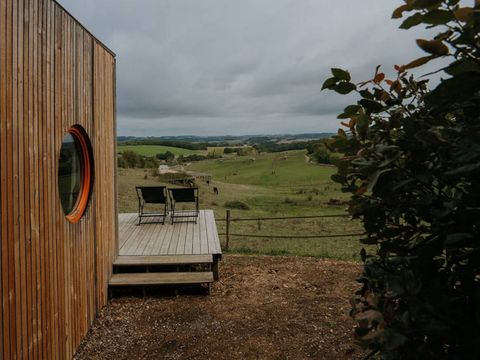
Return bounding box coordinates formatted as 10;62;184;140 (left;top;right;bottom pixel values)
156;151;175;162
325;1;480;358
223;201;250;210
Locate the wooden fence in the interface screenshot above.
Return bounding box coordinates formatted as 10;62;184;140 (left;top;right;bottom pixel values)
218;210;365;251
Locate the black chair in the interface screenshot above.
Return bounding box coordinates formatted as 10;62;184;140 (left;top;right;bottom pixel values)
168;187;199;224
136;186;168;225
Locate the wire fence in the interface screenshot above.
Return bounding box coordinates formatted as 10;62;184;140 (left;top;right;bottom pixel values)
217;210;364;251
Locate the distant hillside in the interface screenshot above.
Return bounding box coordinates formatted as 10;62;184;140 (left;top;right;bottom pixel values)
117;133;334;144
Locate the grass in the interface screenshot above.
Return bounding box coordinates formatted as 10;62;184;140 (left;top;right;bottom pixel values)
118;144;200;157
188;150;331;186
117;150;370;261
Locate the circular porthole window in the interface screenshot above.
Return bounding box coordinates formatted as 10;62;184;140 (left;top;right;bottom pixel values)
58;125;93;223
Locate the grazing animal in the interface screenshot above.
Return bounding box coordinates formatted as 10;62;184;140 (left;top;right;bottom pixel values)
206;179;210;186
213;187;219;195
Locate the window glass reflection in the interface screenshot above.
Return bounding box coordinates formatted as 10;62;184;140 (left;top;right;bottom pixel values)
58;133;83;215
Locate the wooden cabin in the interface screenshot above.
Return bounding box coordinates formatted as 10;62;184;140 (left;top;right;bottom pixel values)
1;0;222;358
0;0;117;358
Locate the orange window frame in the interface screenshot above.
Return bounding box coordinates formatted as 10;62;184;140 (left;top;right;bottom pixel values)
65;126;93;224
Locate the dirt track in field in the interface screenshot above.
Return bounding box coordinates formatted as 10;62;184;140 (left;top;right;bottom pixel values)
74;255;366;360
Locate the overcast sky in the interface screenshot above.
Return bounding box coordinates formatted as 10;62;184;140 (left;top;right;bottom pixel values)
58;0;441;136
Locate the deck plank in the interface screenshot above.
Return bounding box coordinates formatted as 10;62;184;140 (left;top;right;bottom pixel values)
157;224;174;255
118;214;140;253
132;222;156;255
207;210;222;254
184;221;194;255
167;220;182;255
109;272;214;286
114;255;213;266
199;211;209;254
138;221;162;255
118;211;221;257
175;221;188;255
192;220;200;254
142;221;167;256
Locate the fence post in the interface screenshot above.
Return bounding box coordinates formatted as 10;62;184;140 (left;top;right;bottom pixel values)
225;209;231;251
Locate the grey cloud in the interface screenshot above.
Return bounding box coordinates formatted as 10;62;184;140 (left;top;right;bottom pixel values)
58;0;445;136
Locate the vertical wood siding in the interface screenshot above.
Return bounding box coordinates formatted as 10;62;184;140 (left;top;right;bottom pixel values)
0;0;117;358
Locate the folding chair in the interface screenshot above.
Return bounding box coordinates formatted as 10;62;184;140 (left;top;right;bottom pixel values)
136;186;168;225
168;187;199;224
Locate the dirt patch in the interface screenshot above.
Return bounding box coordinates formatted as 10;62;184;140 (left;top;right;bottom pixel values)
74;255;365;360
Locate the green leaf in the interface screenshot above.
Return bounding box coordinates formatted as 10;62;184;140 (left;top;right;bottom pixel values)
445;59;480;76
330;173;344;183
356;114;370;139
367;169;392;193
322;77;337;90
344;105;362;114
337;113;350;120
427;72;480;108
334;82;356;95
421;9;454;25
359;90;374;100
445;162;480;176
411;0;443;9
337;105;361;119
359;99;384;114
400;13;424;29
331;68;351;81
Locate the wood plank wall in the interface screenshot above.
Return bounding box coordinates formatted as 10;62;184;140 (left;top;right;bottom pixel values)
0;0;117;358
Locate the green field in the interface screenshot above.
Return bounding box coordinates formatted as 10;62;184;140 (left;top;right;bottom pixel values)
188;150;333;187
118;144;200;157
117;150;367;261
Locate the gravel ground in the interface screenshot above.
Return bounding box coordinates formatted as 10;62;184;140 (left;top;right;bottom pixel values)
74;255;366;359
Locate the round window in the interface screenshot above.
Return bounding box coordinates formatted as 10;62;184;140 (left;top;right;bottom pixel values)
58;125;93;223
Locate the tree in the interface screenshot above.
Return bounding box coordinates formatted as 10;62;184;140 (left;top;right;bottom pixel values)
156;151;175;162
306;139;333;164
324;1;480;358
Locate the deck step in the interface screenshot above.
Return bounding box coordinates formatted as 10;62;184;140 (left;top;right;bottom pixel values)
109;272;214;286
114;255;213;266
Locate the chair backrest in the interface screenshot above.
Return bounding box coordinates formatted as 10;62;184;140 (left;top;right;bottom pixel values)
169;187;197;203
136;186;167;204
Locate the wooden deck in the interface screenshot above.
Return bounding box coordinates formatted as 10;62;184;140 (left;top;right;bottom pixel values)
111;210;222;289
118;210;222;257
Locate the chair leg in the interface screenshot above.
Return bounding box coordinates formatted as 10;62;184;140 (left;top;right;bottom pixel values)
138;202;143;226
